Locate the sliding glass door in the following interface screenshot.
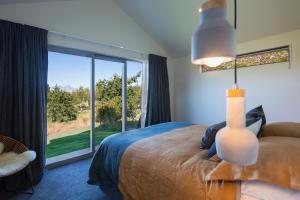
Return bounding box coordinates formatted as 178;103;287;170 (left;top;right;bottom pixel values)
47;51;91;159
94;59;124;145
46;47;144;163
126;61;143;130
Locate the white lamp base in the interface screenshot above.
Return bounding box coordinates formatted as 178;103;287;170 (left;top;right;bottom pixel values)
216;127;259;165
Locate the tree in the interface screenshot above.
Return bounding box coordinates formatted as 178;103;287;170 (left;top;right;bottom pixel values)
96;74;122;102
96;96;122;126
95;72;141;127
48;86;78;122
127;72;142;122
73;86;90;111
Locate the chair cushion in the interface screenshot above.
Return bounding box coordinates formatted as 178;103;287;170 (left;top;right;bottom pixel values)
0;150;36;177
0;142;4;154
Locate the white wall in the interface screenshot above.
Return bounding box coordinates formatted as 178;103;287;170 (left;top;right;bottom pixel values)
174;29;300;125
0;0;175;119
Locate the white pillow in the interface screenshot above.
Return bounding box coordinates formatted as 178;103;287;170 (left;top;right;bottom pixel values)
241;180;300;200
247;119;262;136
0;142;4;154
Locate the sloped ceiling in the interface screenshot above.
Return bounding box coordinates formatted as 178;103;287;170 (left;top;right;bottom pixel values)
2;0;300;58
113;0;300;57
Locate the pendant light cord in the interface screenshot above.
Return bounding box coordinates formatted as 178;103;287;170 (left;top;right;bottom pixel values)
234;0;237;86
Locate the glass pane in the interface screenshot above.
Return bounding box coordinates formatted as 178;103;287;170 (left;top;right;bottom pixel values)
126;61;143;130
47;52;91;158
202;46;290;72
94;59;123;145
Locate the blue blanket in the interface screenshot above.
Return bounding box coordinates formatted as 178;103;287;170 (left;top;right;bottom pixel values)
88;122;192;190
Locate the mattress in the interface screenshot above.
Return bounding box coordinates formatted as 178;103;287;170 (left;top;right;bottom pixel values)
241;180;300;200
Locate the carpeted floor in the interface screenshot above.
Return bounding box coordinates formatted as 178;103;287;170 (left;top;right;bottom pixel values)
0;159;113;200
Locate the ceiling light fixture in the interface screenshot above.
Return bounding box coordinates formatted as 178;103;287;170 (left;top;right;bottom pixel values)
192;0;236;67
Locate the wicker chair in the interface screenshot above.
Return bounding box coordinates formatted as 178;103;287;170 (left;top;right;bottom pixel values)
0;135;36;195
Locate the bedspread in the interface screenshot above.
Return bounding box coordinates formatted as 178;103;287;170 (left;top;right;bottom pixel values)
88;122;239;200
119;124;239;200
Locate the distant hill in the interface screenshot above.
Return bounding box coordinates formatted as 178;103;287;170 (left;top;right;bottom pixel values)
51;85;77;93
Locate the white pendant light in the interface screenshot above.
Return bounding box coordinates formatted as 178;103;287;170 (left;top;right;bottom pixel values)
216;88;259;165
191;0;236;67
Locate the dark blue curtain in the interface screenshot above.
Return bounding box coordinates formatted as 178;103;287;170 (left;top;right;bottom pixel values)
0;20;48;185
145;54;171;126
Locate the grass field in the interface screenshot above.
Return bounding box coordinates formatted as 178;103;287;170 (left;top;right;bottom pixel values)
46;108;140;158
46;127;117;158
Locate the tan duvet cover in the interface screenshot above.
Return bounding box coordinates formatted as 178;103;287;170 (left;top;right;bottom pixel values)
118;125;239;200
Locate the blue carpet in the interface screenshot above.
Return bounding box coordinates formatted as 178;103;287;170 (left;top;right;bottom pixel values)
0;159;114;200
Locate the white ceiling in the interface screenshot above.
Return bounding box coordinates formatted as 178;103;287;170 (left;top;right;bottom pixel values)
2;0;300;58
113;0;300;57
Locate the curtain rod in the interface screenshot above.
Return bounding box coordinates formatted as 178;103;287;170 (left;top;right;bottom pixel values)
49;30;147;57
5;19;147;57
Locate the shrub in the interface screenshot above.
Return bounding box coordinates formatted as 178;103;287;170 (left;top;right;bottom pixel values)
48;86;78;122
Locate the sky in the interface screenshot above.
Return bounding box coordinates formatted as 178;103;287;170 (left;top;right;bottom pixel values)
48;51;143;89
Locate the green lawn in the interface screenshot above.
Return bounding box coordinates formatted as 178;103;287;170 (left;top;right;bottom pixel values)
46;127;118;158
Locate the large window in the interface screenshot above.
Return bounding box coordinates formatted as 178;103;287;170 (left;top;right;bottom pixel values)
46;47;143;163
201;46;290;72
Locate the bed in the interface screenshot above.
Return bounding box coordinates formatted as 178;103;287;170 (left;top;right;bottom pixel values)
88;122;300;200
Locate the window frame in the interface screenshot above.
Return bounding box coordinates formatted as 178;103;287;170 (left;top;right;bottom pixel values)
201;45;290;72
47;45;144;167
